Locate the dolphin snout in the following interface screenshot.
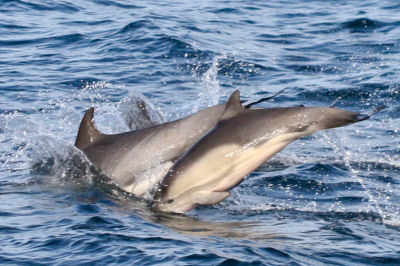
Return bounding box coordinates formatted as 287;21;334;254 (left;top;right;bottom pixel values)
355;114;370;122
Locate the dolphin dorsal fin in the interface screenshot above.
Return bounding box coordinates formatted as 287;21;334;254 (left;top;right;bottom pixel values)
220;90;244;121
75;107;105;150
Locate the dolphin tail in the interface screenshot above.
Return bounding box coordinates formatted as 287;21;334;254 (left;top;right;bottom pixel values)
75;107;105;150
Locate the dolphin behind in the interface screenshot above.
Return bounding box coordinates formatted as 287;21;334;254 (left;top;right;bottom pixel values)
75;102;228;196
153;91;370;213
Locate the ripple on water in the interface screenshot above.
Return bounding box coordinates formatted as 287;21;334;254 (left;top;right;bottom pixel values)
340;18;386;33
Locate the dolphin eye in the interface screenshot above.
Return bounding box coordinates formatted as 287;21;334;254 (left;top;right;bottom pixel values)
293;124;310;132
166;199;174;204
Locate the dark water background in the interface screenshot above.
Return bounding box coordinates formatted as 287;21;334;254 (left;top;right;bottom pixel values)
1;0;400;265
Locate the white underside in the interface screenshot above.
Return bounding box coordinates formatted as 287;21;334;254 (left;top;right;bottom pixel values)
123;161;174;197
159;131;311;212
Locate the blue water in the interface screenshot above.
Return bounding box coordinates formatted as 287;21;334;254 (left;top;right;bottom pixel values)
1;0;400;265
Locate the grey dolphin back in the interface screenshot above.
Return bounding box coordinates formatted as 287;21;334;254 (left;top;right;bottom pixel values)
75;107;106;150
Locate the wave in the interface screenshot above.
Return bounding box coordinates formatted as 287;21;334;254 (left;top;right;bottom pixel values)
89;0;143;9
307;17;400;35
151;35;211;60
231;205;385;223
210;7;243;14
0;33;86;47
340;18;386;33
295;83;399;107
117;20;159;34
1;0;80;13
256;33;297;45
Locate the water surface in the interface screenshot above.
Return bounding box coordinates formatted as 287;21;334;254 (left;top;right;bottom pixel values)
1;0;400;265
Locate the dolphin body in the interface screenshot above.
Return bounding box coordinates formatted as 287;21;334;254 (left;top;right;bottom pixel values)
75;102;228;196
75;91;371;213
152;91;370;213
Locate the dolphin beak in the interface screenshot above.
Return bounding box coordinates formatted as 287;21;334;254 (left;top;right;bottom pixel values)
355;114;370;122
355;105;385;122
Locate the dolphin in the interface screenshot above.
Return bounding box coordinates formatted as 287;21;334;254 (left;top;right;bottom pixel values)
75;101;230;196
152;91;372;213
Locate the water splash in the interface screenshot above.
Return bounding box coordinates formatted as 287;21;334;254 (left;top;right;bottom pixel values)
118;90;165;131
177;55;227;117
321;131;399;226
197;55;223;106
0;81;168;189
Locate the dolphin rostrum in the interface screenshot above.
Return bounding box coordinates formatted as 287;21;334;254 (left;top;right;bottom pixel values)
75;90;373;213
152;91;371;213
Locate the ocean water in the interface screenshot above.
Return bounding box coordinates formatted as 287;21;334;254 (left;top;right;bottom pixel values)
1;0;400;265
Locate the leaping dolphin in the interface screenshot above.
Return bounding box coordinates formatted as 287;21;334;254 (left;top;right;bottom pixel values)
74;90;373;213
75;101;228;196
152;91;371;213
